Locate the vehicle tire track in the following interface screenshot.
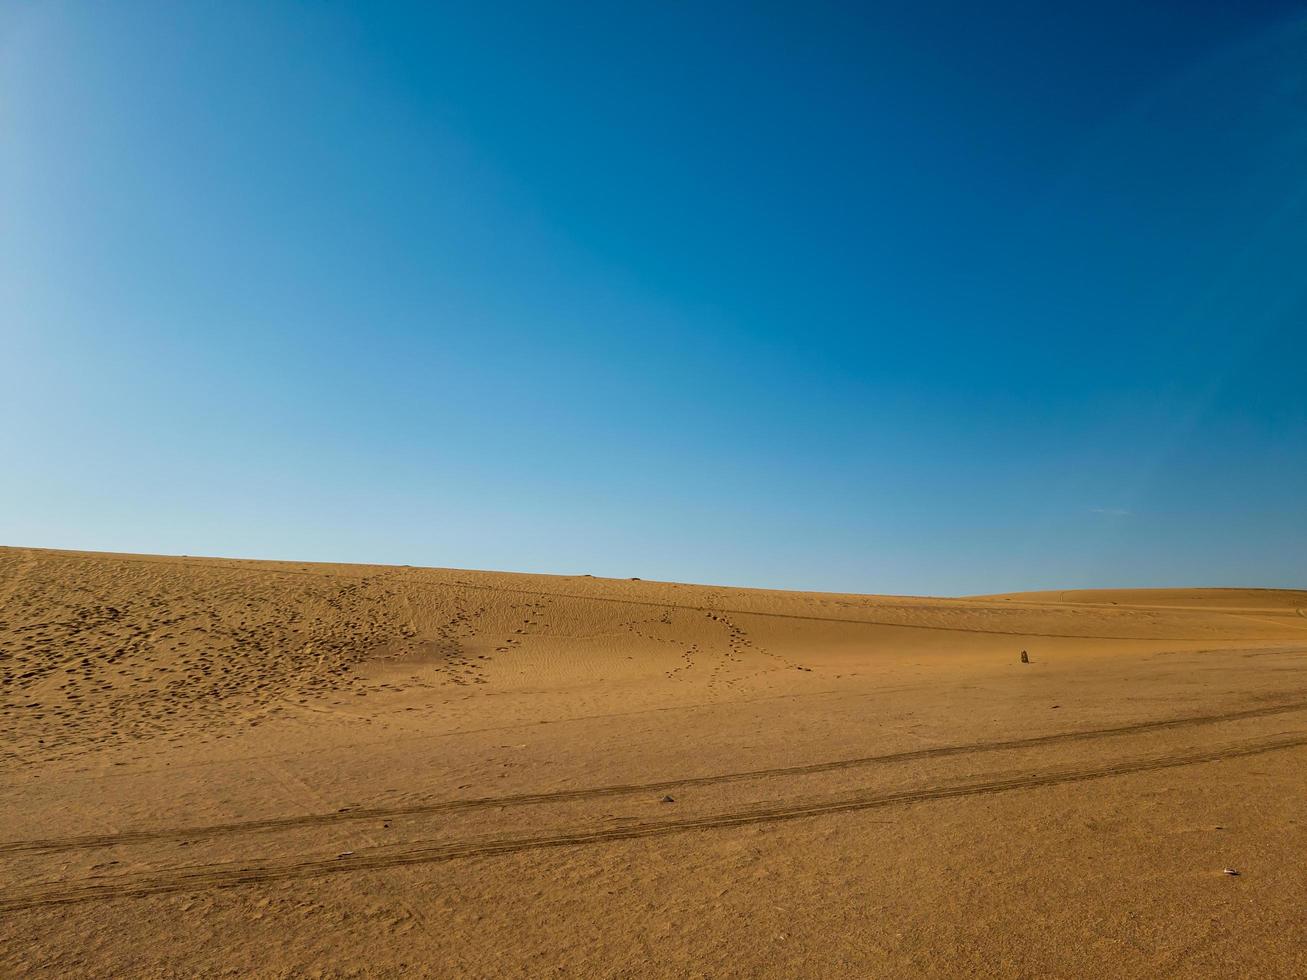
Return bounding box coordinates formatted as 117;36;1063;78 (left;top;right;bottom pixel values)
419;580;1248;641
5;698;1306;857
3;732;1305;913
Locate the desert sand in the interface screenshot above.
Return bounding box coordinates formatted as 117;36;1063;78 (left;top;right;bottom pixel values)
2;545;1306;977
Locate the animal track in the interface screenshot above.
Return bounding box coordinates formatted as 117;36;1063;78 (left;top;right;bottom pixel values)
700;609;804;689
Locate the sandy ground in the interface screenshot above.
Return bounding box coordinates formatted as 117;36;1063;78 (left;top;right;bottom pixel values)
2;546;1306;978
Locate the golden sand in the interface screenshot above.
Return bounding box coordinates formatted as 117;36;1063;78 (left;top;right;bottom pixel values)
3;546;1305;976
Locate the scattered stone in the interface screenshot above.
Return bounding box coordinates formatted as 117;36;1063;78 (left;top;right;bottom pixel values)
337;851;355;859
660;795;675;803
1222;867;1240;876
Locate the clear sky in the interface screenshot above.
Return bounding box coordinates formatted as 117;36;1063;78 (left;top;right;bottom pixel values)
3;2;1305;596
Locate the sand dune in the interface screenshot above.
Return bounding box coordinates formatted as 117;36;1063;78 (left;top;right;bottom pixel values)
2;546;1305;977
977;587;1307;610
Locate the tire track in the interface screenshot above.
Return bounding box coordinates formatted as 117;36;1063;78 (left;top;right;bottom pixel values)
422;580;1228;641
3;732;1305;913
5;698;1306;857
1231;611;1307;633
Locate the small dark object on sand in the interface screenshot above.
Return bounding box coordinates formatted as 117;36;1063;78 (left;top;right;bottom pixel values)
1020;650;1030;663
1223;867;1241;876
660;795;675;803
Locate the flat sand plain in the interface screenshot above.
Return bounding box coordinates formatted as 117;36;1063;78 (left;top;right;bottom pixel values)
2;546;1306;978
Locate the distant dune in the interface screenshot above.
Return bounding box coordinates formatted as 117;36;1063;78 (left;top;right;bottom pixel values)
976;587;1307;609
3;546;1305;977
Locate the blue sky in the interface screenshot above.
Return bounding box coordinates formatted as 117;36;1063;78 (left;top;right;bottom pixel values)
3;1;1305;595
